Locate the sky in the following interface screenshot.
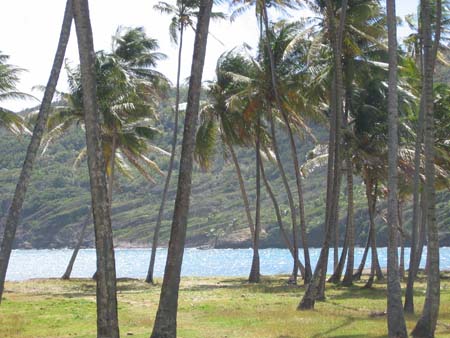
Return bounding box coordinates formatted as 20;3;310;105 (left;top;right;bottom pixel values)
0;0;418;112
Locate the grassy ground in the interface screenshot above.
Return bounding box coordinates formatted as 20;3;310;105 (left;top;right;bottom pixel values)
0;275;449;338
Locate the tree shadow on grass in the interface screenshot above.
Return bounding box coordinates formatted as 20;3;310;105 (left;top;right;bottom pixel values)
181;277;305;294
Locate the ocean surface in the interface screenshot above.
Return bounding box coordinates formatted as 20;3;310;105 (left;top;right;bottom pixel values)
6;247;450;281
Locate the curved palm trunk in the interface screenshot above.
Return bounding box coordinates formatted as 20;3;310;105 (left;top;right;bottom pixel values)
342;156;355;286
249;119;261;283
268;110;301;283
0;0;73;303
62;207;91;280
363;179;383;289
73;1;119;337
386;0;408;333
227;141;255;239
353;231;371;281
412;0;440;335
261;3;311;283
299;0;347;309
150;1;212;335
146;26;184;285
259;154;305;278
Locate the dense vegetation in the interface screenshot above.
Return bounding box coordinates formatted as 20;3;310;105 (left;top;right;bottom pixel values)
0;101;449;249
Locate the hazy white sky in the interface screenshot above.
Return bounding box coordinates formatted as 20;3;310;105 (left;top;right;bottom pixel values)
0;0;418;112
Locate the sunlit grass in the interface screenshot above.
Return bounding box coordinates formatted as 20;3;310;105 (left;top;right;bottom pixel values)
0;275;449;337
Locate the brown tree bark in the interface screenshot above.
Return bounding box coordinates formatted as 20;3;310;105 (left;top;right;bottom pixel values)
412;0;441;336
386;0;408;333
0;0;73;303
146;25;185;285
73;1;120;336
249;118;261;283
342;156;355;286
62;207;91;280
150;0;213;335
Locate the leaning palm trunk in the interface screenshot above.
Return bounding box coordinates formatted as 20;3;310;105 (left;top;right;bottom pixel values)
298;0;347;308
62;207;91;280
0;0;73;303
261;2;311;283
150;1;213;335
353;232;371;281
259;154;305;278
227;141;255;239
73;1;119;337
146;25;184;285
249;119;262;283
268;110;302;283
386;0;408;333
412;0;441;336
342;156;355;286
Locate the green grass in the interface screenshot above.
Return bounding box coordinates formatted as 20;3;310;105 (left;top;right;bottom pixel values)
1;275;449;337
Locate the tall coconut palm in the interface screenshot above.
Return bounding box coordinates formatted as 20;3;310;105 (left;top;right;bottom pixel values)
299;0;348;310
0;0;73;303
146;0;225;284
412;0;441;336
150;0;213;335
72;0;119;336
386;0;408;334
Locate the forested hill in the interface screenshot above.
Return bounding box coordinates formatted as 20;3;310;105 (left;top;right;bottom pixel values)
1;98;449;249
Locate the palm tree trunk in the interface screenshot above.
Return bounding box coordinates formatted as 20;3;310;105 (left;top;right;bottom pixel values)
150;0;213;335
249;118;261;283
227;141;255;239
353;230;371;281
0;0;73;304
146;25;184;285
61;207;91;280
261;2;311;283
298;0;348;309
259;153;305;279
386;0;408;333
412;1;440;336
342;156;355;286
398;202;405;279
268;110;301;283
73;1;119;337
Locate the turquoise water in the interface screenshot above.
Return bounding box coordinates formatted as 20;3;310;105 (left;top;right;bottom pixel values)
6;247;449;281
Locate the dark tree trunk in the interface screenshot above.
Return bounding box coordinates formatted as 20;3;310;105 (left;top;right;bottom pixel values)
412;0;441;336
249;118;261;283
353;231;371;281
386;0;408;333
146;25;185;285
268;110;301;283
73;1;119;337
0;0;73;303
227;141;255;238
398;202;405;279
259;156;305;278
261;2;311;283
150;1;213;336
342;156;355;286
62;208;91;280
298;0;347;309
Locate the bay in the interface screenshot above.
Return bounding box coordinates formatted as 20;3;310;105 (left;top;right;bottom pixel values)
6;247;450;281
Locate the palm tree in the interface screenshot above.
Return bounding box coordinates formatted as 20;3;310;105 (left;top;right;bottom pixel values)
72;0;119;336
0;0;73;303
0;53;32;136
386;0;407;334
43;32;168;279
299;0;348;310
145;0;224;285
412;0;441;336
150;0;213;335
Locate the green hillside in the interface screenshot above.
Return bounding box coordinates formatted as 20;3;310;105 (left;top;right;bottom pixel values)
0;98;449;249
